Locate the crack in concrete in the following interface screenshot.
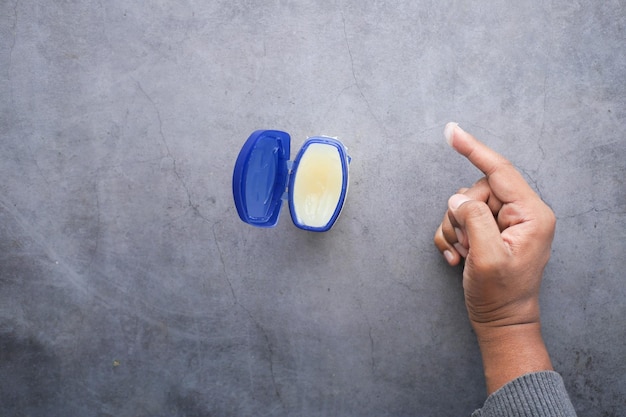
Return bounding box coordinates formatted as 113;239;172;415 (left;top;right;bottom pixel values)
367;321;376;374
355;298;376;374
257;320;283;407
392;279;421;295
557;207;624;221
519;166;546;201
341;12;386;136
211;223;284;409
246;41;267;97
7;0;19;106
135;81;284;408
320;83;353;125
239;300;285;408
87;182;102;271
538;72;548;162
135;80;211;224
212;223;237;304
26;143;51;186
8;0;18;74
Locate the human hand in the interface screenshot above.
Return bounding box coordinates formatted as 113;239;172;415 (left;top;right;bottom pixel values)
433;123;556;393
434;122;556;329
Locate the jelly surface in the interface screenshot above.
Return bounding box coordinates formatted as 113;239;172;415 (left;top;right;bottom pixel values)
292;143;343;228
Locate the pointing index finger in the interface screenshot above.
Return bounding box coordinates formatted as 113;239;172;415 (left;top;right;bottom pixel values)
444;122;536;202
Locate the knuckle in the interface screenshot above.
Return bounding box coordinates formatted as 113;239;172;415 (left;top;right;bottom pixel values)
434;225;449;249
537;203;556;234
463;200;491;219
433;225;442;243
442;225;458;246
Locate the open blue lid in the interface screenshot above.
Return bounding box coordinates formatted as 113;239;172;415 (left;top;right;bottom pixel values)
233;130;349;232
232;130;291;228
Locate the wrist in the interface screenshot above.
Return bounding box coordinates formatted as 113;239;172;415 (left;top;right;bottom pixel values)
473;322;553;394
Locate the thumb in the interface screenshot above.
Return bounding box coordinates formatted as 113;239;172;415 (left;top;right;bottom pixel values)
448;194;508;260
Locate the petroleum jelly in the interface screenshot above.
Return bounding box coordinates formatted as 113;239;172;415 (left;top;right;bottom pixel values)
292;143;343;228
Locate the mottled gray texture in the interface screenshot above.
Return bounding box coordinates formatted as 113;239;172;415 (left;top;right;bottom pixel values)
1;1;624;416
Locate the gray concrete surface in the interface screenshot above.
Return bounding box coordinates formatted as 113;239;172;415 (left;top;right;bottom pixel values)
1;1;625;416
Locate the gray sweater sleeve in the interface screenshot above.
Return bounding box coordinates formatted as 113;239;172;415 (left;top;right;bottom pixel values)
471;371;577;417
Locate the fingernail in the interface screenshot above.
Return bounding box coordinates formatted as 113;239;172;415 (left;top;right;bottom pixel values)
443;250;455;263
454;227;464;244
454;242;468;258
448;193;472;211
444;122;459;147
